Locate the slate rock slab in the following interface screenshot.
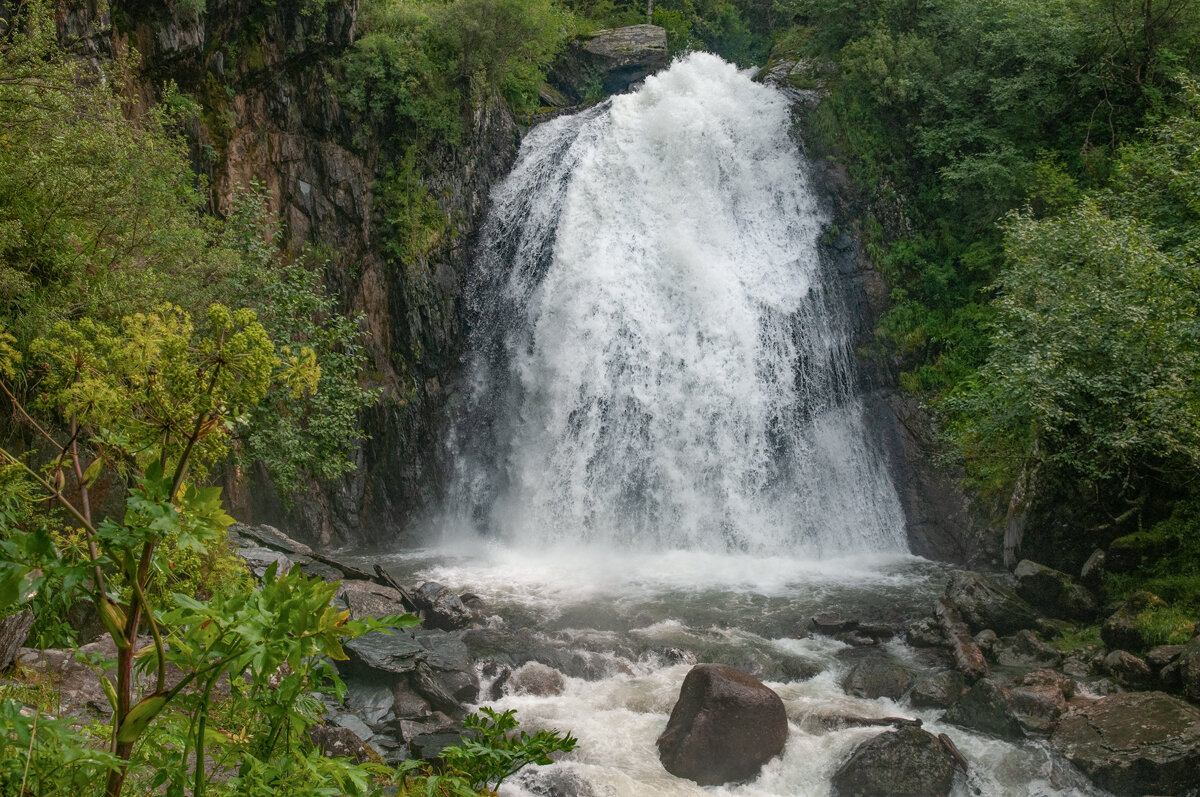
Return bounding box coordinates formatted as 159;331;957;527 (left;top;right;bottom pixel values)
1051;691;1200;795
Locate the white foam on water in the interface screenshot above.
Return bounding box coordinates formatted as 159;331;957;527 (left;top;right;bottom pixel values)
488;664;1098;797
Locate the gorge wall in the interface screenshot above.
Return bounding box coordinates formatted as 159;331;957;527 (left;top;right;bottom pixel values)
54;0;522;547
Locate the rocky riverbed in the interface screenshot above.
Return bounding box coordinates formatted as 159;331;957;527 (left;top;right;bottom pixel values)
7;524;1199;796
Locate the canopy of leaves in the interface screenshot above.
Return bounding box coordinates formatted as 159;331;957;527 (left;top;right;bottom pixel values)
946;80;1200;500
0;4;374;496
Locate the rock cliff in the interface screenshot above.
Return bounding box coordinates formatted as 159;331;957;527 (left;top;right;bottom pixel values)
45;0;522;547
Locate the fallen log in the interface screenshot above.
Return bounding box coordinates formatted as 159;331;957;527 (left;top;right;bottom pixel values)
935;598;990;682
938;733;969;772
809;714;923;731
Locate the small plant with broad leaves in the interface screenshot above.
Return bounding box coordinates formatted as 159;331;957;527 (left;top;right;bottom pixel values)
398;708;578;796
0;308;416;796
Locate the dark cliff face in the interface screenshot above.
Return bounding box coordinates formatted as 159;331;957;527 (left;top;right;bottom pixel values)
53;0;521;548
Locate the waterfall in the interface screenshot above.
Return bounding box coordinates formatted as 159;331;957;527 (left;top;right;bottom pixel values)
448;52;906;557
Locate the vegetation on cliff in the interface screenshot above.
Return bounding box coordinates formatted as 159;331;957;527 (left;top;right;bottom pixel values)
773;0;1200;633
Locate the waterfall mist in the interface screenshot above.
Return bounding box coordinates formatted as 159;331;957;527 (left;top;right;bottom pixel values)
445;53;906;557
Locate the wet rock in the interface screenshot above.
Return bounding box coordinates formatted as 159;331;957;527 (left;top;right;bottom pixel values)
904;617;946;648
841;659;914;701
1105;532;1177;574
1021;668;1076;700
935;599;989;682
547;25;668;104
779;656;822;681
229;522;314;557
1079;549;1106;590
0;609;33;670
308;723;379;764
812;613;856;634
480;660;513;701
1160;660;1184;692
410;661;468;717
515;768;597;797
809;714;922;732
345;631;425;674
992;630;1063;669
1008;684;1067;735
409;732;468;765
1147;644;1186;672
393;711;461;746
509;662;567;696
337;580;410;621
1013;559;1097;621
1051;691;1200;795
459;593;486;614
944;679;1026;741
238;546;297;578
656;664;787;786
414;629;472;674
944;572;1041;636
414;582;474;631
1180;636;1200;702
17;634;180;718
1061;653;1095;679
908;671;967;710
343;680;397;726
829;726;957;797
1103;650;1154;691
973;629;998;657
390;678;433;720
1102;592;1168;652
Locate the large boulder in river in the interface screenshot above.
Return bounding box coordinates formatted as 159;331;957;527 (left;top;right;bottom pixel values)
830;726;957;797
656;664;787;785
944;572;1041;636
908;671;966;710
944;679;1026;741
1013;559;1097;621
413;582;474;631
840;658;914;701
1051;691;1200;795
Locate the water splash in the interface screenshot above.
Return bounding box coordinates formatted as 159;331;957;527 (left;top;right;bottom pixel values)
449;53;905;556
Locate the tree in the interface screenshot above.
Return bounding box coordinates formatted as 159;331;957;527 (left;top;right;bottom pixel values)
0;308;412;795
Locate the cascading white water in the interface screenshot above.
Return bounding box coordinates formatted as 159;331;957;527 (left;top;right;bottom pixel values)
450;52;906;556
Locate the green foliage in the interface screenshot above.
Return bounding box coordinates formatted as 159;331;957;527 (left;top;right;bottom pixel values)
0;701;119;795
0;4;233;353
397;708;577;796
788;0;1200;406
945;82;1200;499
444;708;578;793
376;148;452;264
945;201;1200;490
340;0;569;275
1102;500;1200;643
0;308;410;796
222;183;380;493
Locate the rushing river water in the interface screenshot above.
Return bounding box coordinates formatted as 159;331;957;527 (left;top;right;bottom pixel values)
401;52;1106;796
364;547;1102;796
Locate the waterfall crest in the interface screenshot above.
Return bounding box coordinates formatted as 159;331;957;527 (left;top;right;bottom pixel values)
448;52;906;556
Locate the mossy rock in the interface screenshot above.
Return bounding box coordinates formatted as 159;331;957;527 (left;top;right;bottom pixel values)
1106;532;1180;574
